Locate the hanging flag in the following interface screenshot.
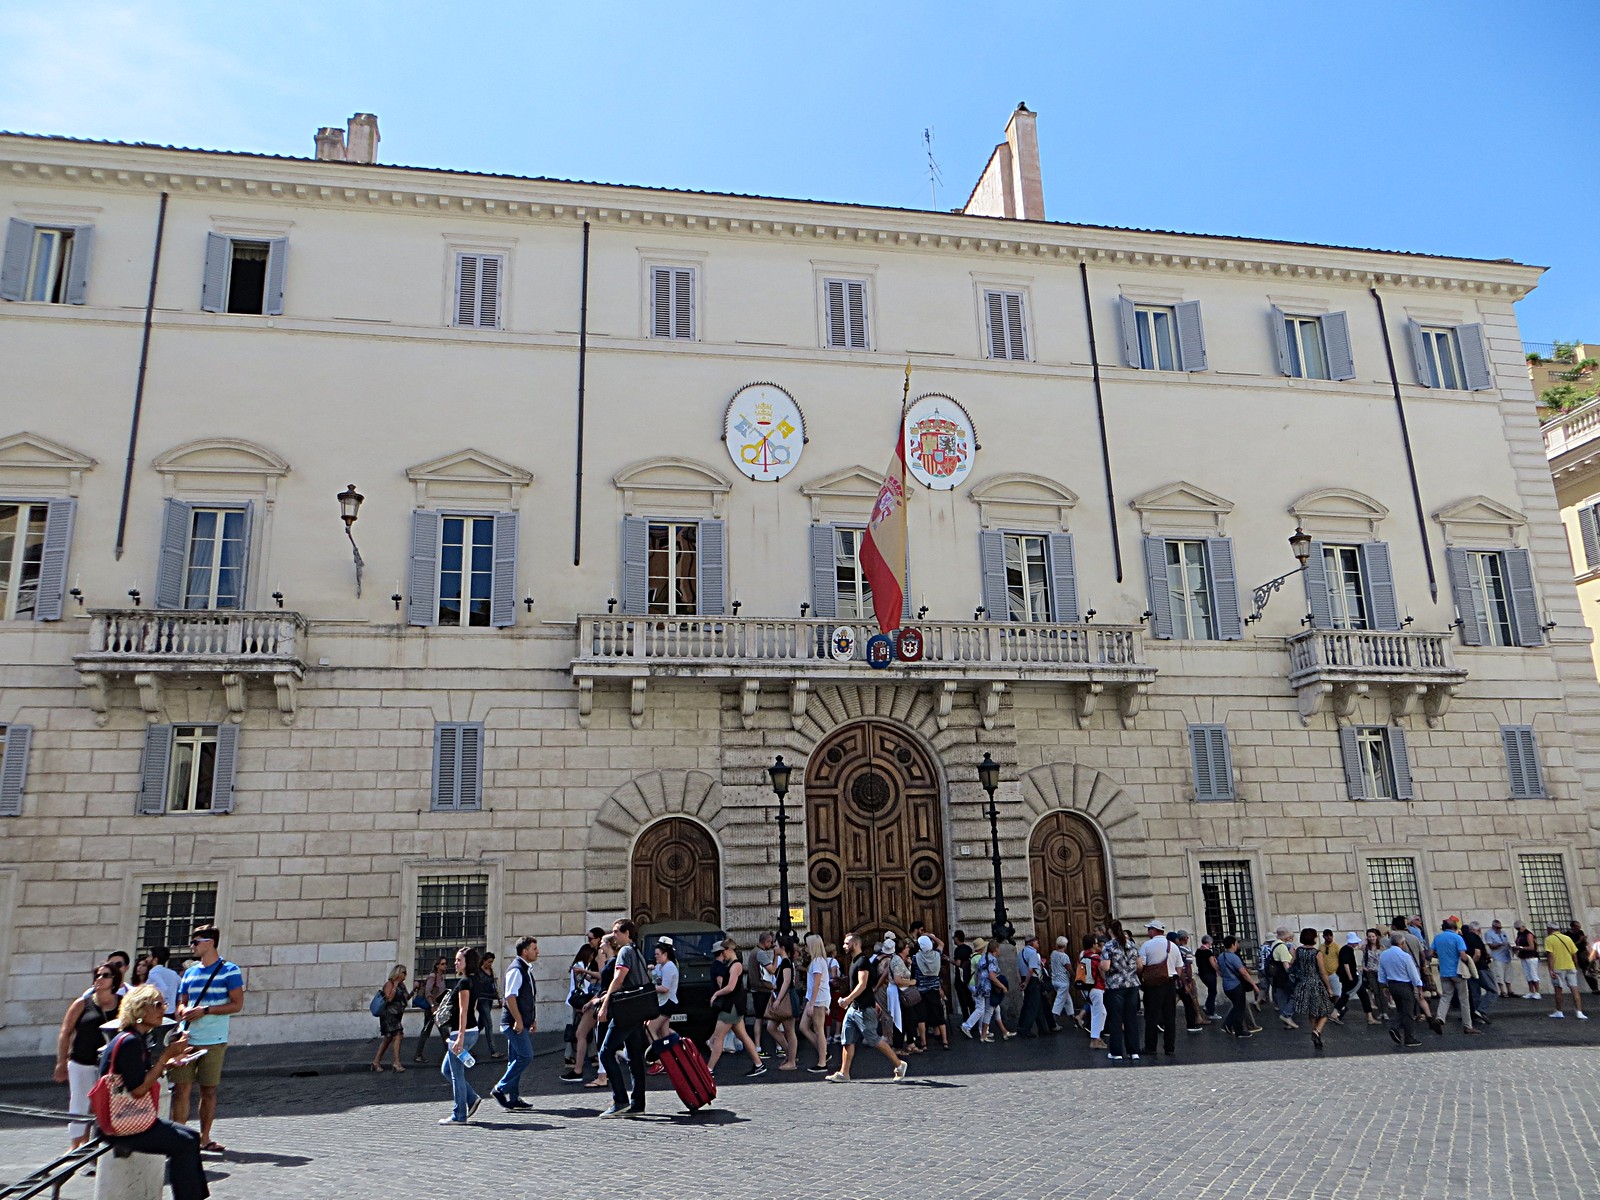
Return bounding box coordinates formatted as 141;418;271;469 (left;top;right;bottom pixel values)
859;366;912;634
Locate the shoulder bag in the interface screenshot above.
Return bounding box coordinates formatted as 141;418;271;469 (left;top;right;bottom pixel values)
89;1034;159;1137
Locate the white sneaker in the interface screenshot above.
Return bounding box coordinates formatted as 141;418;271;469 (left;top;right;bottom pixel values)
1576;1011;1589;1020
892;1061;908;1081
1549;1011;1565;1019
1525;993;1539;1000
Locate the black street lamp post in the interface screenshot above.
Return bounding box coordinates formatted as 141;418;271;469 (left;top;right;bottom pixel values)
769;755;794;936
977;753;1012;943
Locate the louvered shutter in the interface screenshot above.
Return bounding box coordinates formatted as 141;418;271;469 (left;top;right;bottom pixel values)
64;225;93;305
1188;724;1234;801
489;511;518;628
138;725;174;815
200;233;230;313
477;254;501;329
0;724;33;816
1580;506;1600;571
1502;725;1544;799
456;254;480;326
984;290;1008;359
33;498;76;621
155;499;193;609
209;723;239;814
1445;548;1488;646
846;280;868;349
1206;537;1243;639
620;516;649;614
672;268;695;339
1339;727;1368;801
0;219;32;301
1386;727;1414;800
809;525;837;620
1503;548;1543;647
651;267;673;338
1270;306;1292;376
1142;537;1174;639
1117;296;1140;367
1175;300;1208;371
980;530;1009;621
697;519;726;616
1406;319;1434;388
826;279;848;348
1189;725;1214;799
432;723;459;811
458;724;484;811
406;510;440;627
1361;541;1401;632
263;237;288;316
1302;540;1333;630
1323;311;1355;380
1004;292;1026;361
1047;533;1079;623
1457;323;1492;391
233;501;255;608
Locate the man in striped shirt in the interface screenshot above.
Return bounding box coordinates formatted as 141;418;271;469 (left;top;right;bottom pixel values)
173;925;246;1153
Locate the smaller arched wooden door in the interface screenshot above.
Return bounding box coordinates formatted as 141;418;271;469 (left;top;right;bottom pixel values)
631;818;721;926
1029;812;1111;953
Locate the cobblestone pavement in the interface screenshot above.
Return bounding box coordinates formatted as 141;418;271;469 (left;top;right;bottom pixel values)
4;1009;1598;1199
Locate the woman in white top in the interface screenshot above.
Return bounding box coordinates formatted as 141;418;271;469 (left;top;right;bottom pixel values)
800;933;831;1073
648;940;680;1042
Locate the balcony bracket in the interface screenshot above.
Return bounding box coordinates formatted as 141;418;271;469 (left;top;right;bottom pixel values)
741;679;761;730
576;678;594;729
222;673;247;723
935;680;958;732
1331;681;1368;721
980;681;1007;731
789;680;809;730
272;672;299;726
630;678;647;730
1388;683;1428;722
1117;682;1147;729
81;671;110;727
1073;682;1104;728
1424;684;1454;726
133;672;163;724
1295;682;1332;726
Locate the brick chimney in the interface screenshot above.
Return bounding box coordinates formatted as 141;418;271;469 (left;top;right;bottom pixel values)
314;126;347;162
962;103;1045;221
345;113;380;165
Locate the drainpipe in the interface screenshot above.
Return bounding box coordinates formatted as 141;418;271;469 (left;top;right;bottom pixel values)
1079;262;1123;582
572;221;591;566
115;191;168;561
1370;286;1438;601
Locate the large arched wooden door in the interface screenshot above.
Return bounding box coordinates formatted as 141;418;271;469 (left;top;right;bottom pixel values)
631;818;721;926
805;720;946;950
1029;812;1110;952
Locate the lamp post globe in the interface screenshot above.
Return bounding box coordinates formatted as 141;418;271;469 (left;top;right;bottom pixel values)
978;753;1012;943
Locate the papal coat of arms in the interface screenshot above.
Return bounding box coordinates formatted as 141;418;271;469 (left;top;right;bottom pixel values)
830;626;858;661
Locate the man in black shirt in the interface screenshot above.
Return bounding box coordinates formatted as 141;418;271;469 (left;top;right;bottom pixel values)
597;919;650;1118
826;932;907;1083
1462;922;1495;1024
950;931;974;1021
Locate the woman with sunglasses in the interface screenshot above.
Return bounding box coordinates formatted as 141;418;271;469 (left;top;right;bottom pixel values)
54;960;124;1149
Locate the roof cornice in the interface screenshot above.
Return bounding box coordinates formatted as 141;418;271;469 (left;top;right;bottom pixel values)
0;136;1544;298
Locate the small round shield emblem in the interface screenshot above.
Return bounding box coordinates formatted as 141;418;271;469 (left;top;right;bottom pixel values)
865;634;895;669
897;627;924;662
829;625;858;661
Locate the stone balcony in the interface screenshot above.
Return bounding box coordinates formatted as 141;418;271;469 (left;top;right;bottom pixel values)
1543;394;1600;461
74;609;308;725
572;614;1156;731
1286;628;1465;724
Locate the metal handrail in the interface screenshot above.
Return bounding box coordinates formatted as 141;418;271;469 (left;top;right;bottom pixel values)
0;1107;112;1200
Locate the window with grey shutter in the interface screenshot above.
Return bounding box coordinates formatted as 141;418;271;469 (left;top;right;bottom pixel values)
1503;548;1544;647
64;225;93;306
154;499;193;610
1175;300;1208;371
1338;726;1369;801
1579;505;1600;572
697;519;726;616
210;723;239;814
1457;323;1492;391
200;233;230;313
984;290;1027;361
824;279;868;349
1444;547;1489;646
263;238;287;316
0;219;31;302
1270;306;1293;375
1206;537;1243;639
619;516;649;615
1406;319;1435;388
137;725;174;815
1047;532;1079;624
809;524;838;619
0;724;32;816
1501;725;1546;799
32;498;76;621
1301;539;1333;629
454;253;503;329
978;530;1008;620
651;266;695;339
1361;541;1401;632
1386;727;1414;800
1116;296;1140;368
432;722;484;812
407;510;440;627
1188;724;1234;801
0;221;91;304
489;511;518;628
201;234;284;315
1142;536;1174;639
1322;311;1355;380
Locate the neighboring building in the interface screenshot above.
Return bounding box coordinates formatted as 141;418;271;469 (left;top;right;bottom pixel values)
1544;395;1600;682
1;108;1595;1049
1528;340;1599;410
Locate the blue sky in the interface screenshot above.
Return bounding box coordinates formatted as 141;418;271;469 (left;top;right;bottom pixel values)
3;1;1595;340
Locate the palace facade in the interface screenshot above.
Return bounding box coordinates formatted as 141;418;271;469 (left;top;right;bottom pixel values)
0;109;1594;1048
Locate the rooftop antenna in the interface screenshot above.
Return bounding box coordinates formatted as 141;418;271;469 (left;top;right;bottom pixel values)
923;127;944;211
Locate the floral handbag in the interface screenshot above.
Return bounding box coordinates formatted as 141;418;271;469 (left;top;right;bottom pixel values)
89;1034;159;1137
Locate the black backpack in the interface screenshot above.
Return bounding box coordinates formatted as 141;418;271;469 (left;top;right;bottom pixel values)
434;981;461;1035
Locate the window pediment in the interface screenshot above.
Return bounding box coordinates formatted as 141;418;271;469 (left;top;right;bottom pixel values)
152;438;289;499
0;431;96;496
614;456;731;519
1289;487;1390;540
1130;481;1233;536
969;472;1078;531
406;448;533;508
1433;495;1528;546
798;465;891;523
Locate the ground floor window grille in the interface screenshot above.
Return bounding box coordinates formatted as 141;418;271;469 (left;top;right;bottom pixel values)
416;874;488;977
1366;857;1421;926
1199;860;1259;954
138;883;217;957
1518;854;1574;935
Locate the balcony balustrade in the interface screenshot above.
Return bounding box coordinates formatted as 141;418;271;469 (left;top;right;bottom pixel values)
1286;627;1465;724
74;609;307;725
573;614;1155;731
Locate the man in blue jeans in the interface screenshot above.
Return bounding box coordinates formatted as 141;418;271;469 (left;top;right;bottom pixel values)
492;936;539;1110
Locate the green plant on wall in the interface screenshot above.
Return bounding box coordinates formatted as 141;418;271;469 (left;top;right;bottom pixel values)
1553;339;1582;362
1541;383;1596;411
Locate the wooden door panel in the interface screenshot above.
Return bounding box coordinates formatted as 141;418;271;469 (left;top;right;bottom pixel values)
632;817;721;927
1028;811;1109;953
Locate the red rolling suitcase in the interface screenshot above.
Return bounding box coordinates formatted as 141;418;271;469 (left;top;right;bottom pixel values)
654;1033;716;1112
